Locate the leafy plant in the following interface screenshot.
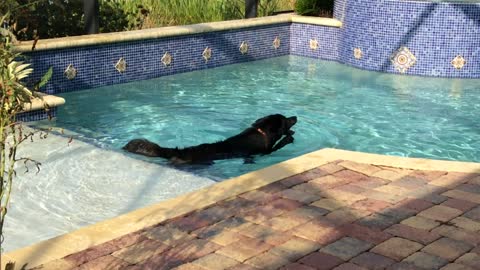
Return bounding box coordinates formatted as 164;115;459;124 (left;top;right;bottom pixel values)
99;0;135;33
294;0;333;17
2;0;290;40
1;0;133;41
1;0;84;41
0;13;52;268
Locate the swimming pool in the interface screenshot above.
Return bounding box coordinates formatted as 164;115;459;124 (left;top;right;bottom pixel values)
36;55;480;180
8;54;480;252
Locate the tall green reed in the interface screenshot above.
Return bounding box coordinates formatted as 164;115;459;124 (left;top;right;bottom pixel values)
108;0;287;29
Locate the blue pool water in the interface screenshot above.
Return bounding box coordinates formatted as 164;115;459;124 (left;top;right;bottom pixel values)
37;55;480;180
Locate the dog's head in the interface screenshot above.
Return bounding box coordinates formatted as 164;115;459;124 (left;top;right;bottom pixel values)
252;114;297;137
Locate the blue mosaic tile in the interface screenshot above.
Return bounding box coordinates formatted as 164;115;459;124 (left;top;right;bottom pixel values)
17;107;57;122
290;23;341;60
24;24;290;95
333;0;347;21
338;0;480;78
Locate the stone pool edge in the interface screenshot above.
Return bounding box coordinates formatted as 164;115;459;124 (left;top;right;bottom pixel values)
4;148;480;269
13;14;342;52
21;94;65;112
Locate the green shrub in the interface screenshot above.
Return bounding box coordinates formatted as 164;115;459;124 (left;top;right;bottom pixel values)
1;0;84;41
99;0;136;33
294;0;334;17
2;0;288;40
1;0;137;41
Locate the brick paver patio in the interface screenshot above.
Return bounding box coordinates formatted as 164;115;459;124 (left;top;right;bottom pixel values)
35;160;480;270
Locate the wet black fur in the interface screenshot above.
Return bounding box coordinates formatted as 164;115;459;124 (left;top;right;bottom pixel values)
123;114;297;164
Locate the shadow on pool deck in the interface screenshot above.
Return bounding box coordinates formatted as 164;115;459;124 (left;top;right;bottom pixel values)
25;154;480;270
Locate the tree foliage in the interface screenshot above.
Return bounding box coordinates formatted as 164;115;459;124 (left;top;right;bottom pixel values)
294;0;334;17
0;0;135;41
1;0;291;41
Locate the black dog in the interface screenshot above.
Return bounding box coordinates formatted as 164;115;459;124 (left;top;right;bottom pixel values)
123;114;297;164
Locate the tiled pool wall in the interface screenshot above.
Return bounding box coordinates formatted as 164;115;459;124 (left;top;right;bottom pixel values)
333;0;348;22
335;0;480;77
18;107;57;122
23;24;290;95
290;23;341;60
18;23;291;121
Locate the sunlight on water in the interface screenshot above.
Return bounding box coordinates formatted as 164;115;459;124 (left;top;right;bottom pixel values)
36;55;480;180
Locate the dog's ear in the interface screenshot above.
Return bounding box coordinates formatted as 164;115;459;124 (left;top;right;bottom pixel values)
252;114;285;128
252;116;269;128
252;114;288;130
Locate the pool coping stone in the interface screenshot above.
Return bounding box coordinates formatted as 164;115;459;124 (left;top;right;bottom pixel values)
21;93;65;113
13;14;342;52
4;148;480;269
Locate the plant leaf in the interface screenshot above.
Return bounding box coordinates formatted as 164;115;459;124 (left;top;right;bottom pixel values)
7;61;33;80
35;67;53;90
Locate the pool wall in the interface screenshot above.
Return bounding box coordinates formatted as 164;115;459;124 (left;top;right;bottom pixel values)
18;15;342;96
22;23;291;95
16;17;301;121
290;23;341;61
335;0;480;77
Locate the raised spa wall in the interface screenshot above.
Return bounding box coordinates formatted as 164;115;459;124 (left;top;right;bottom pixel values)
16;0;480;121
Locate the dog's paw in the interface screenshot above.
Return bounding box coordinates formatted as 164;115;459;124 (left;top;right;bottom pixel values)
285;135;294;143
243;157;255;164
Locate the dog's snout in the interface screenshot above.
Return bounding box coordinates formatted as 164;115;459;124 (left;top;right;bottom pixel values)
288;116;297;124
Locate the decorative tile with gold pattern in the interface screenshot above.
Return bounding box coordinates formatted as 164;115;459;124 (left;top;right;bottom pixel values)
309;39;319;50
202;47;212;62
391;47;416;73
161;52;172;66
239;41;249;55
451;55;466;70
354;48;362;60
273;36;281;49
115;58;127;73
64;64;77;80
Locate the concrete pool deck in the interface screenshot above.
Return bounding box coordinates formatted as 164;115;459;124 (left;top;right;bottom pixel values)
6;148;480;270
